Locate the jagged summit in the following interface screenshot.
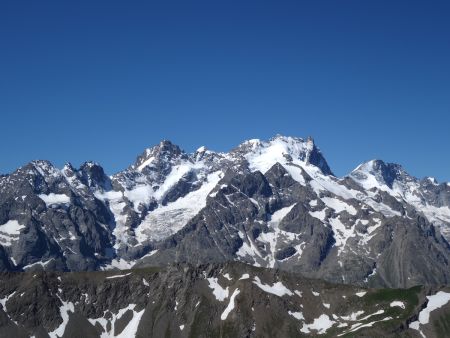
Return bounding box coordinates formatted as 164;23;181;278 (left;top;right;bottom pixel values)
132;140;186;172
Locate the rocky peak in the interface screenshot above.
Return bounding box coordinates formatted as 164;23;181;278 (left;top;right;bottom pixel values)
133;140;187;172
78;161;110;189
350;159;411;189
62;162;75;175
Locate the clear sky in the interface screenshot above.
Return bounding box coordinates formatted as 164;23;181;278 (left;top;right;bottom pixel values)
1;0;449;181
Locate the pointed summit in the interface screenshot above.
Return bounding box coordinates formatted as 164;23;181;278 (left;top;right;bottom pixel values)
133;140;186;172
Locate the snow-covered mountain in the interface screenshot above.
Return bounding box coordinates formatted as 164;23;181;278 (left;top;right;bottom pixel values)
0;135;449;287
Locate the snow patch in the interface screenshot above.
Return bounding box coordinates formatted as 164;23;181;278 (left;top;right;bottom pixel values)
252;276;293;297
288;311;304;320
48;299;75;338
390;301;405;309
300;314;335;334
409;291;450;336
0;220;25;246
239;273;250;280
106;272;132;279
321;197;357;215
221;289;240;320
39;193;70;206
207;277;229;301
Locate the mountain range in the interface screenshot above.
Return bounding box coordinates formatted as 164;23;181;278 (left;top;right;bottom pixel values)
0;135;449;288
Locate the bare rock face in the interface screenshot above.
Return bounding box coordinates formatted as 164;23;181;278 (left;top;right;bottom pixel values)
0;135;449;289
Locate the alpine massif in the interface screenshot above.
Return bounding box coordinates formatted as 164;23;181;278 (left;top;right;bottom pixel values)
1;135;450;337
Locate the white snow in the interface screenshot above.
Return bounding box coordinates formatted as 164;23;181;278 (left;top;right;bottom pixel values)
38;193;71;206
88;304;145;338
309;209;326;221
106;272;132;279
0;220;25;246
115;306;145;338
390;301;405;309
123;185;153;211
153;163;195;200
0;291;16;309
312;291;320;297
409;291;450;336
136;171;222;242
48;299;75;338
239;273;250;280
257;204;296;267
350;160;450;239
136;156;155;172
221;289;240;320
288;311;304;320
94;190;130;249
321;197;357;215
360;219;383;245
0;220;25;236
102;258;135;270
355;291;367;297
338;316;393;336
179;324;185;331
309;200;318;207
358;310;385;321
252;276;293;297
300;314;336;334
207;277;229;301
22;258;54;270
223;273;232;281
340;310;365;321
236;234;264;266
244;136;312;176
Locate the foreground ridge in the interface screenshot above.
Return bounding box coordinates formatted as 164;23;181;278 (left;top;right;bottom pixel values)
0;262;449;338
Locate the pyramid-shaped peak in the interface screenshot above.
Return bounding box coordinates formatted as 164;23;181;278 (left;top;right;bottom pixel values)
350;159;410;189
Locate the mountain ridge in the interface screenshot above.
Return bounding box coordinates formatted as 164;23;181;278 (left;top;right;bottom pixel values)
0;135;449;288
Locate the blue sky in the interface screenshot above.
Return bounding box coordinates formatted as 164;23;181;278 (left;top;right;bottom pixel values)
1;0;449;181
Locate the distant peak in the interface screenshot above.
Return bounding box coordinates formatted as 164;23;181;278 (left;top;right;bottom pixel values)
423;176;439;185
30;159;54;168
134;140;185;172
350;159;409;189
27;160;57;175
80;161;101;169
242;138;262;149
63;162;74;170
